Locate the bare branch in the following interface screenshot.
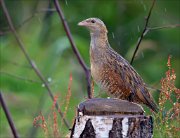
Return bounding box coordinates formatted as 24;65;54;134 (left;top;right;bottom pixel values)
0;0;70;129
148;24;180;31
0;91;19;138
53;0;92;99
130;0;156;65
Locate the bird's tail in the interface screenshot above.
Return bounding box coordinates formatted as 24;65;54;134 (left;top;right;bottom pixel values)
146;99;159;113
139;86;159;113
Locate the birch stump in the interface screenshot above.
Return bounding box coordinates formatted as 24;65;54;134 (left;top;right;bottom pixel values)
70;98;153;138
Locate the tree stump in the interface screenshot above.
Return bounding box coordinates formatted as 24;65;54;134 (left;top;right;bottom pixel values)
70;98;153;138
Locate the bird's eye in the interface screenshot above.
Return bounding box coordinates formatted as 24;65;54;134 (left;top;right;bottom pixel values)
91;20;95;23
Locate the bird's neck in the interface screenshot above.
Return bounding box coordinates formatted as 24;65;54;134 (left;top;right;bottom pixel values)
90;31;109;64
90;31;109;50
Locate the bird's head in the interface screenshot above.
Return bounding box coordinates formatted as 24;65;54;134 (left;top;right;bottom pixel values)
78;18;107;34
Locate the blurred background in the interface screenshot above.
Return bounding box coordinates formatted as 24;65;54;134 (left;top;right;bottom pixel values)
0;0;179;137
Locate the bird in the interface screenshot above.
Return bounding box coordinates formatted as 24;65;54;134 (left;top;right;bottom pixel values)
78;17;158;112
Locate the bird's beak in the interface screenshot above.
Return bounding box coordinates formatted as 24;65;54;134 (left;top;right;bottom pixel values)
78;20;88;26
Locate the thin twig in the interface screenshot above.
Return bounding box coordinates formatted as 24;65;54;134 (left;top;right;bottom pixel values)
0;71;41;83
0;8;56;36
147;24;180;31
0;91;19;138
0;0;70;129
130;0;156;65
5;60;32;69
53;0;92;98
16;9;56;29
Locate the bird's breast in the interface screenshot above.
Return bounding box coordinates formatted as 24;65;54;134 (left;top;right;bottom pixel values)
91;59;102;84
90;52;107;91
91;61;131;99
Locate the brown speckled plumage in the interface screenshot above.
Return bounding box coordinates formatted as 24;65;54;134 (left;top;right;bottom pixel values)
78;18;158;112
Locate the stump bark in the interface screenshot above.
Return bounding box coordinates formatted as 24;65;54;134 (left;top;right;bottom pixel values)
70;98;153;138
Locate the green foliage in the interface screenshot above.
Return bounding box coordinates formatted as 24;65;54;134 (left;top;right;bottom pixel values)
0;0;179;137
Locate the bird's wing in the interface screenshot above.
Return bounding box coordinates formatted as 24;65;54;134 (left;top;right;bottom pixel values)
107;47;151;99
106;46;158;112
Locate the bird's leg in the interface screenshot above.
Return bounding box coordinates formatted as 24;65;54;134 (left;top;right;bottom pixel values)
91;79;95;97
128;92;135;102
